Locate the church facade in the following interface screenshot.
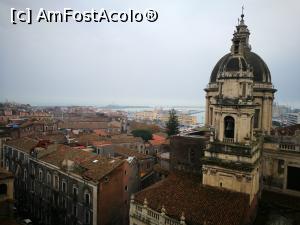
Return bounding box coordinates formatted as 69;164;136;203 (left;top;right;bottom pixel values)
202;13;276;204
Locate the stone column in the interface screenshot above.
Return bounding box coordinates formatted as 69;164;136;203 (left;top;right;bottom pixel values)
205;96;209;126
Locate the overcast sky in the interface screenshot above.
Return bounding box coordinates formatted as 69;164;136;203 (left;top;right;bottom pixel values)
0;0;300;107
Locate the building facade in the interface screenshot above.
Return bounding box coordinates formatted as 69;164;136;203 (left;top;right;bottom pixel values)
3;138;128;225
0;167;14;219
262;129;300;196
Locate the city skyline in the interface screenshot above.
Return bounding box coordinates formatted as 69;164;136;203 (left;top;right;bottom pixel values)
1;0;300;107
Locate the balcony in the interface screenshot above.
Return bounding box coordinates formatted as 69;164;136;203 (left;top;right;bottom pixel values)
130;202;181;225
223;138;234;144
201;157;257;172
207;142;258;157
279;144;300;153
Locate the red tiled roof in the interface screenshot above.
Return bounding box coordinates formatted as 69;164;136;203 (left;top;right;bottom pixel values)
134;173;249;225
152;134;166;141
91;140;112;147
80;157;123;181
75;133;107;145
110;145;151;160
5;137;39;154
110;135;143;144
273;124;300;136
39;144;123;181
148;134;168;146
94;129;108;136
39;144;92;167
59;121;108;129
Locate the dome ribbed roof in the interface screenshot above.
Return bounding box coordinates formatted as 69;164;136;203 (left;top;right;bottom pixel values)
223;56;247;72
210;51;271;83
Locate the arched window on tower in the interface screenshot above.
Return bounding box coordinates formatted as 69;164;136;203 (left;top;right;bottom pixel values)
254;109;260;129
224;116;235;139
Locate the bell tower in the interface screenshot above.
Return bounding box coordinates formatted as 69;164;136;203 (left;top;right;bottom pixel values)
202;11;276;204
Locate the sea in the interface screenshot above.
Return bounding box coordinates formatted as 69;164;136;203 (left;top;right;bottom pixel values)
103;106;205;126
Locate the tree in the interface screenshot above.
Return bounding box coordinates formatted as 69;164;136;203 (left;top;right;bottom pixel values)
166;109;180;136
131;129;153;142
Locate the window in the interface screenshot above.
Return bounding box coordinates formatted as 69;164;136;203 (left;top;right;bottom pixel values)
11;161;14;172
124;185;128;191
61;197;67;209
62;197;67;208
24;169;28;181
84;192;90;205
85;210;90;224
39;169;43;181
31;180;35;191
47;172;51;185
242;83;246;97
73;204;78;217
73;186;78;197
5;160;9;171
224;116;235;138
31;164;35;175
278;160;285;175
53;175;59;190
0;184;7;195
62;181;67;193
254;109;260;129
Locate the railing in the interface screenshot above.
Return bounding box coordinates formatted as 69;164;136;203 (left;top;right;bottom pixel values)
165;218;180;225
279;144;299;152
147;209;160;220
136;205;142;212
223;138;234;143
206;83;218;89
130;202;181;225
253;83;274;89
208;141;255;157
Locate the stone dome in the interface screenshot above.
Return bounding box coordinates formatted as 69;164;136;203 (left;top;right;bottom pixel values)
210;51;271;83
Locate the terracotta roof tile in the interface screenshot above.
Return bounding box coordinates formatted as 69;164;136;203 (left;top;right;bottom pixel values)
273;124;300;136
110;145;151;160
5;137;39;154
134;173;249;225
94;129;108;136
91;140;112;147
39;144;123;181
59;121;108;129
